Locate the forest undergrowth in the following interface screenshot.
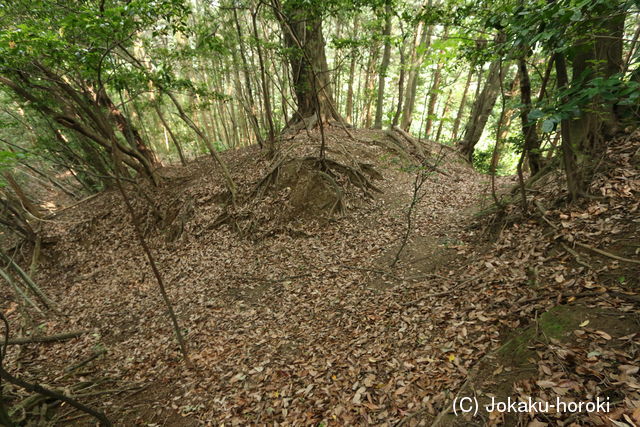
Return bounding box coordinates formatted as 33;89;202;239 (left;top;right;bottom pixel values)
1;128;639;426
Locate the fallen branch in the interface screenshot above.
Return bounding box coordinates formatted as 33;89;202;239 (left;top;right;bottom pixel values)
64;348;107;373
534;201;640;266
44;193;101;219
0;314;111;426
6;330;87;345
380;131;414;163
0;250;59;313
560;242;593;270
391;125;427;158
574;241;640;265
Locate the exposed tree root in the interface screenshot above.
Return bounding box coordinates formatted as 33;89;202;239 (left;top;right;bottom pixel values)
212;150;383;234
386;129;454;176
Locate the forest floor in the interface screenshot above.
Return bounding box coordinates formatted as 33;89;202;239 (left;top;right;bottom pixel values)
1;128;639;426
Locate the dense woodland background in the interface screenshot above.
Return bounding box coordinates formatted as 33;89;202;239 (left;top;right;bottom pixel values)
0;0;637;199
0;0;639;425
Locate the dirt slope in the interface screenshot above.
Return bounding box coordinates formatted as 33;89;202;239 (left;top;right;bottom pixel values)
2;128;638;426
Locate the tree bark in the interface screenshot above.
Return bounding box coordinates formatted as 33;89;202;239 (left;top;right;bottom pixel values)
154;101;186;165
363;44;379;128
345;20;359;125
2;172;42;219
251;5;276;153
451;68;473;141
518;57;542;175
400;20;433;130
569;8;625;155
374;5;393;129
491;70;520;171
233;5;264;148
392;35;408;127
555;52;582;200
459;36;504;162
277;3;342;126
96;88;159;169
555;3;625;199
424;29;448;138
435;88;453;142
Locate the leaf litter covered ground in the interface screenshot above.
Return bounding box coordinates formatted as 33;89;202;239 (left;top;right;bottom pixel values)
1;128;639;426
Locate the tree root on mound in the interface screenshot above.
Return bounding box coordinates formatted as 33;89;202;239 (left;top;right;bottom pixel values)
384;128;453;176
254;156;382;201
212;154;383;232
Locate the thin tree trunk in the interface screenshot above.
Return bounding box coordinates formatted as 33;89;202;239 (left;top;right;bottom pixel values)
424;29;448;137
153;102;186;165
165;90;237;204
345;21;359;124
491;71;520;171
233;5;264;148
435;88;453;142
400;20;433;130
252;5;276;153
451;68;473;140
374;5;393;129
518;56;542;175
2;172;42;219
555;52;581;200
392;36;408;127
363;45;379;128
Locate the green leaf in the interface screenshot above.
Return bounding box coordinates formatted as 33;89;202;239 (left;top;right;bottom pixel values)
528;109;544;120
541;119;555;133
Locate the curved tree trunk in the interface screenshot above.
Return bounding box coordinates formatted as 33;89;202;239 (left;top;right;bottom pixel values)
96;88;159;169
459;53;502;161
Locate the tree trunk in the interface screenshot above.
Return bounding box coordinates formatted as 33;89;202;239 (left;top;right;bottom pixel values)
233;6;264;148
96;89;159;169
435;88;453;142
374;5;393;129
277;5;342;126
400;21;433;130
459;38;503;162
251;7;276;152
568;8;625;157
555;4;626;200
345;20;359;125
363;45;379;128
424;29;448;138
2;172;42;219
451;68;473;141
164;90;237;204
392;36;408;127
491;71;520;171
555;52;582;200
518;57;542;175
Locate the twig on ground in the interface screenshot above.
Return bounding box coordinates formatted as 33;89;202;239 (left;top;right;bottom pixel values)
6;330;87;346
392;150;448;268
534;200;640;265
0;313;112;426
64;348;107;373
